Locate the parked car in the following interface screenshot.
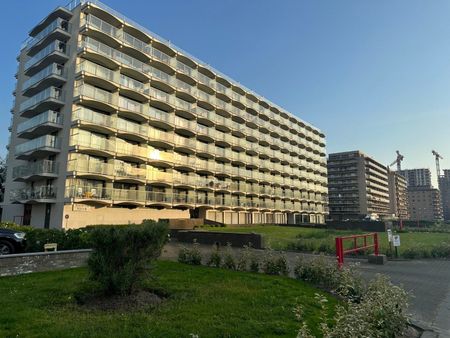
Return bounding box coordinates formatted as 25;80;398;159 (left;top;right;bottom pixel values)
0;228;26;255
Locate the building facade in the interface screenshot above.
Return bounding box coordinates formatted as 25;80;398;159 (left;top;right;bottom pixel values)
328;151;390;220
407;186;443;222
399;168;432;188
2;1;328;229
438;169;450;221
387;171;409;220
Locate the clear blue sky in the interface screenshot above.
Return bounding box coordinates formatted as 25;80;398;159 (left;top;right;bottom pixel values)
1;0;449;186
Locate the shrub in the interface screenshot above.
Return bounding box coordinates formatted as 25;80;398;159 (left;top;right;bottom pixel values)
295;261;409;338
87;221;168;296
178;241;202;265
207;244;222;267
222;243;236;270
249;253;260;273
261;250;289;276
236;244;252;271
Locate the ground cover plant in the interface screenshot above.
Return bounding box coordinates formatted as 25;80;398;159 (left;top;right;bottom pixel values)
0;261;337;337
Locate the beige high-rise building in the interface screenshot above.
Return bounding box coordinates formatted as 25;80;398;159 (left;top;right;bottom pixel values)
2;0;328;229
388;171;409;220
328;150;390;220
408;187;443;222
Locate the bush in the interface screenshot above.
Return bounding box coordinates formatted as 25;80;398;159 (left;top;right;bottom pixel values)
207;244;222;267
261;250;289;276
87;220;168;296
295;258;409;338
178;241;202;265
236;244;252;271
222;243;236;270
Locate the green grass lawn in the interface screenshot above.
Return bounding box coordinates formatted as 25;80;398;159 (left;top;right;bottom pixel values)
0;261;337;338
202;225;450;258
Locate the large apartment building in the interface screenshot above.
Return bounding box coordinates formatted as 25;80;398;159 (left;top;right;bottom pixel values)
328;151;390;220
408;186;443;222
438;169;450;221
399;168;432;188
387;170;409;220
2;0;328;229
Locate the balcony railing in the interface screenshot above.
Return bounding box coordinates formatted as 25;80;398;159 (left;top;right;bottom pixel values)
15;135;60;156
72;106;114;127
77;59;118;83
71;132;115;153
20;86;64;112
24;40;67;71
11;186;57;202
118;95;148;116
120;74;149;95
17;110;62;134
12;160;59;179
82;14;120;39
117;118;148;138
74;83;116;106
24;18;69;51
23;63;65;91
68;158;113;176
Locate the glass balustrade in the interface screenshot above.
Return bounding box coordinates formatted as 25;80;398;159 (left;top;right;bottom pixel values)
68;158;113;176
65;185;112;200
83;14;120;39
20;86;63;112
72;106;114;126
17;110;62;134
122;31;149;54
118;95;147;115
117;118;147;137
120;74;149;95
77;59;118;83
24;18;69;51
71;131;114;152
24;40;67;71
75;83;116;105
12;159;58;179
11;186;56;201
15;135;60;156
23;63;65;91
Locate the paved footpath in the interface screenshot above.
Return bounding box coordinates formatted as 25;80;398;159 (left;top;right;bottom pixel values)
162;243;450;337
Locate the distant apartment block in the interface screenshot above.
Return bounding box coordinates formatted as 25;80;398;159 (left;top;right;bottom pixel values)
327;151;390;220
407;186;443;222
387;171;409;220
438;169;450;221
1;1;328;228
399;168;432;188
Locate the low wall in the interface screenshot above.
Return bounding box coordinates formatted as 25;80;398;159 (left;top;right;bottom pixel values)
0;249;92;277
166;218;204;230
174;231;263;249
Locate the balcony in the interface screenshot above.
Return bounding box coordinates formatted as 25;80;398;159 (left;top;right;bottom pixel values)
25;18;70;55
20;86;64;117
112;189;146;204
22;63;66;96
17;110;63;138
24;40;68;75
117;118;148;141
71;132;115;156
68;158;113;179
65;185;111;203
10;186;57;203
12;160;59;181
118;95;149;120
74;83;117;112
120;74;149;99
72;106;115;134
77;59;119;88
116;141;148;162
146;170;173;184
82;14;121;41
15;135;60;159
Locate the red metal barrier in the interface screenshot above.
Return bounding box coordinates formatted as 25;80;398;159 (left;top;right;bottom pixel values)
335;233;379;268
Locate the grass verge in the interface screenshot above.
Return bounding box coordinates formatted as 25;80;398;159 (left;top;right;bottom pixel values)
0;260;337;337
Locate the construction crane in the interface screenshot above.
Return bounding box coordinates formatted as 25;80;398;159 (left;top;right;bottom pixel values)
389;150;404;172
432;150;443;178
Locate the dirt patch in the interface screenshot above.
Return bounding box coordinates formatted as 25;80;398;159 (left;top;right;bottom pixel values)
80;290;164;311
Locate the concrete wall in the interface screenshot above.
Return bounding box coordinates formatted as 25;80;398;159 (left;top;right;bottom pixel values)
0;249;92;277
62;205;190;229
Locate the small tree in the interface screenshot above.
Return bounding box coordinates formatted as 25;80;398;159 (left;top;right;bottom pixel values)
87;220;168;296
